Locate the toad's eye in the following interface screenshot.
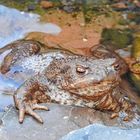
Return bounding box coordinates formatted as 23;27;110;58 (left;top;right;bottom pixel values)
76;65;87;74
114;64;120;71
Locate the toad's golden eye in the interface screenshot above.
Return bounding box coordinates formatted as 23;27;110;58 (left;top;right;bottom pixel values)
76;65;86;74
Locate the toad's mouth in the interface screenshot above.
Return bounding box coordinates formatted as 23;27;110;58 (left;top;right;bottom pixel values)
61;77;119;97
64;72;120;90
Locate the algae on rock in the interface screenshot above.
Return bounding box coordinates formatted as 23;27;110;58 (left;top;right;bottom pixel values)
101;28;133;49
132;35;140;59
130;32;140;92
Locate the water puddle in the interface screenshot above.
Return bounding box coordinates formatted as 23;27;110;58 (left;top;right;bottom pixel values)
0;5;61;48
0;5;62;111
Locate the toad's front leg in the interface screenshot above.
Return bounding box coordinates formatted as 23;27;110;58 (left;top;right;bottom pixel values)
13;76;50;123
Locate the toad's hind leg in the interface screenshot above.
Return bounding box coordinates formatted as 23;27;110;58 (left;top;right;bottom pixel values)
0;40;41;74
14;80;50;124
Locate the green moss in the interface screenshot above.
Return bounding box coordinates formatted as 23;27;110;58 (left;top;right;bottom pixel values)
132;36;140;59
130;73;140;92
101;28;133;49
127;13;140;25
118;18;128;25
81;0;112;23
129;33;140;93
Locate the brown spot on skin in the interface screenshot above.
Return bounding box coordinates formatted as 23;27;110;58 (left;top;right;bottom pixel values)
110;113;119;119
107;97;119;111
123;116;129;121
1;65;10;74
120;99;132;112
1;53;13;74
24;82;50;103
101;94;114;110
29;43;41;55
97;94;112;110
60;65;70;74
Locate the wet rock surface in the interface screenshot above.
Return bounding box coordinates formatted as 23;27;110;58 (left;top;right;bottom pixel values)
0;103;120;140
61;123;140;140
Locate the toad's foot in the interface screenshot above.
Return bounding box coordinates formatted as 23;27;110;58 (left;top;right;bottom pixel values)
13;80;50;123
14;95;49;123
